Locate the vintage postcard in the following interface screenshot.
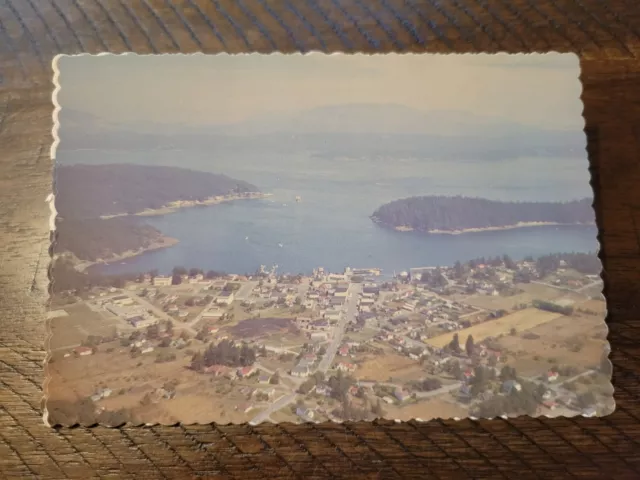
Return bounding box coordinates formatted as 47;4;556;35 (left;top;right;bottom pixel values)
46;53;612;426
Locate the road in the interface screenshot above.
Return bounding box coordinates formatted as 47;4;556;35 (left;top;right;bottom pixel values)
531;280;601;297
249;392;298;425
316;283;362;373
235;281;259;301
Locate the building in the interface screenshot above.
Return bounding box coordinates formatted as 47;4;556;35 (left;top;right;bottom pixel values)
216;291;235;305
296;407;315;421
111;295;133;306
129;316;158;329
74;346;93;357
394;389;410;402
141;346;155;354
153;276;173;287
546;370;559;382
338;346;350;357
237;365;257;378
257;373;272;384
310;332;329;342
291;365;311;377
202;308;225;319
336;362;356;373
501;380;522;394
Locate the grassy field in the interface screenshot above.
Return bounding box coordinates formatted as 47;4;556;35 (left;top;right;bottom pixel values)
356;352;423;382
425;308;564;348
48;303;124;351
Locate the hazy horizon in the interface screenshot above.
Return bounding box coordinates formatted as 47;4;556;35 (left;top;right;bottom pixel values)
55;53;584;132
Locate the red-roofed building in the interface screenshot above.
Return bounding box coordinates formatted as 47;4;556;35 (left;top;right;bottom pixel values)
74;346;93;356
237;365;257;378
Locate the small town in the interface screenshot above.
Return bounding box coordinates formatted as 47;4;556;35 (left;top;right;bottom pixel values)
47;254;610;425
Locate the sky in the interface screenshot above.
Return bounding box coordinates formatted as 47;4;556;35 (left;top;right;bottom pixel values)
55;53;583;130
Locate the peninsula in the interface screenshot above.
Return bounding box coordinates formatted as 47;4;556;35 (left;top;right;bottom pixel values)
54;164;266;265
371;196;595;234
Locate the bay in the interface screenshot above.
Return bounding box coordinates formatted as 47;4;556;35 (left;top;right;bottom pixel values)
58;148;599;276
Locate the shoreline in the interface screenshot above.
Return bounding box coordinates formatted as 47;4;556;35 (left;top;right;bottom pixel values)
74;236;180;272
100;192;272;219
373;220;596;235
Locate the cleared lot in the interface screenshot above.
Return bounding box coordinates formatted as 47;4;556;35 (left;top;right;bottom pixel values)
48;303;123;351
426;308;563;348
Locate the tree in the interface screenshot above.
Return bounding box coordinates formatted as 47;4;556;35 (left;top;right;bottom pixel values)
465;335;475;357
165;320;174;334
185;297;196;307
190;352;205;371
576;391;597;409
146;324;159;339
159;337;171;348
180;331;190;341
372;399;384;417
171;274;182;286
449;333;460;353
269;371;280;385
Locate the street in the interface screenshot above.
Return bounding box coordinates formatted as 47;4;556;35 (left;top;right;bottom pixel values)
316;283;362;373
249;392;298;425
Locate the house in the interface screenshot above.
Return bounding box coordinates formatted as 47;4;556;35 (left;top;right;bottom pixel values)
336;362;356;373
298;358;315;369
291;365;311;377
546;371;559;382
257;373;271;384
296;407;315;420
216;291;235;305
74;346;93;357
202;308;225;319
254;387;276;400
303;353;318;362
382;396;395;404
458;384;472;401
394;389;410;402
237;365;257;378
129;316;158;329
542;400;558;411
112;295;133;306
141;346;155;354
501;380;522;394
338;346;350;357
325;310;342;322
330;296;346;307
463;370;475;382
153;276;172;287
310;332;329;342
334;287;349;298
316;385;332;396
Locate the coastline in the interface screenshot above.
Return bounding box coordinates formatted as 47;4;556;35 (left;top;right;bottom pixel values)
74;236;180;272
100;192;272;219
375;221;596;235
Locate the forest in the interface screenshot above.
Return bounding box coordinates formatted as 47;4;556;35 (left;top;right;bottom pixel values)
54;217;168;261
55;163;259;219
190;339;258;370
371;196;594;232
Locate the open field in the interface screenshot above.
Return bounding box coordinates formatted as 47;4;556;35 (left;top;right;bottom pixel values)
457;283;567;311
48;303;124;351
496;305;608;376
355;352;423;383
384;398;468;421
425;308;564;348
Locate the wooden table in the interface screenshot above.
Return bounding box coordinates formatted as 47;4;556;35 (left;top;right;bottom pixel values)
0;1;639;478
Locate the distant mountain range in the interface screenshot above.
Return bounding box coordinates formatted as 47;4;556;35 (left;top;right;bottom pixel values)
56;104;585;159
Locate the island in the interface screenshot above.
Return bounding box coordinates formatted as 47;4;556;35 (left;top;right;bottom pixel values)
371;196;595;234
54;164;266;267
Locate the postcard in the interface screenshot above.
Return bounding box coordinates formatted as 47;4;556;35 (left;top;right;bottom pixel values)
45;53;612;426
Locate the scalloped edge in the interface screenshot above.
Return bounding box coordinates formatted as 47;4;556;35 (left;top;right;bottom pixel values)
44;51;612;428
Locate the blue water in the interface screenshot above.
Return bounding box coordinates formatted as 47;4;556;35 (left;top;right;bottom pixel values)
58;149;599;276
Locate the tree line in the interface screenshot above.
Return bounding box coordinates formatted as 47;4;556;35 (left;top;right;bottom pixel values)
190;339;258;370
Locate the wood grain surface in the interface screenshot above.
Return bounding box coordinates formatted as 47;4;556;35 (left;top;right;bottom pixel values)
1;1;640;478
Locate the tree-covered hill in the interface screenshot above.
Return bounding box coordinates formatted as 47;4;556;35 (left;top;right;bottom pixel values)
55;163;259;219
371;196;594;233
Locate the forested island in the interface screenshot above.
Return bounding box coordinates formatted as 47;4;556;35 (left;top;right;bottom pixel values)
54;164;262;264
371;196;595;234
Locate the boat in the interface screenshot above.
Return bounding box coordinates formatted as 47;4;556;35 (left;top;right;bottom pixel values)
295;196;302;203
278;243;283;248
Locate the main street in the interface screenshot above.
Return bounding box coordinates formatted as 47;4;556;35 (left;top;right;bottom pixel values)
316;283;362;373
